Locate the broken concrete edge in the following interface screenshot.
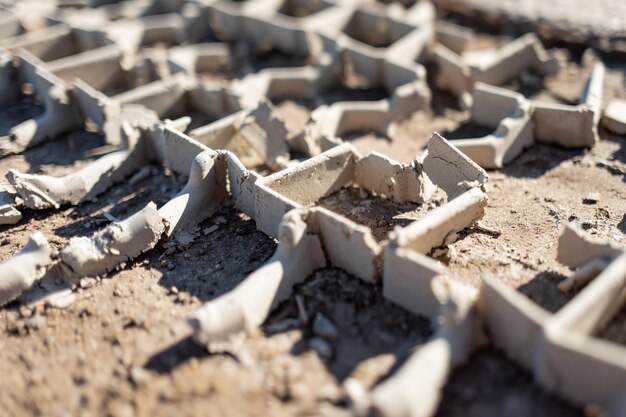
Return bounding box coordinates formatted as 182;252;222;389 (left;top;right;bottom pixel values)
0;232;55;306
434;32;561;108
532;61;605;148
189;208;326;352
377;133;488;317
423;132;488;198
450;82;534;169
355;151;436;204
452;61;605;168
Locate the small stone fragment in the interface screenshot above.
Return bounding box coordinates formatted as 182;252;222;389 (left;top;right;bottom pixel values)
45;289;76;309
128;166;152;185
296;295;308;323
0;233;54;306
309;337;333;360
203;225;219;235
313;313;338;340
583;192;600;205
79;277;97;289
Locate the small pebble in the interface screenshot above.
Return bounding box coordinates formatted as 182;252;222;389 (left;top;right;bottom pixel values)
203;225;219;235
79;277;97;289
130;367;150;386
313;313;338;340
309;337;333;360
583;192;600;204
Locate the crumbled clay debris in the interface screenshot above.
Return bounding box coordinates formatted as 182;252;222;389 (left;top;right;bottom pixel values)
317;186;447;242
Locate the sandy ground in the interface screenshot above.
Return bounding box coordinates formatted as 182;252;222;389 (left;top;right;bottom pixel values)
0;16;625;417
435;0;626;55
